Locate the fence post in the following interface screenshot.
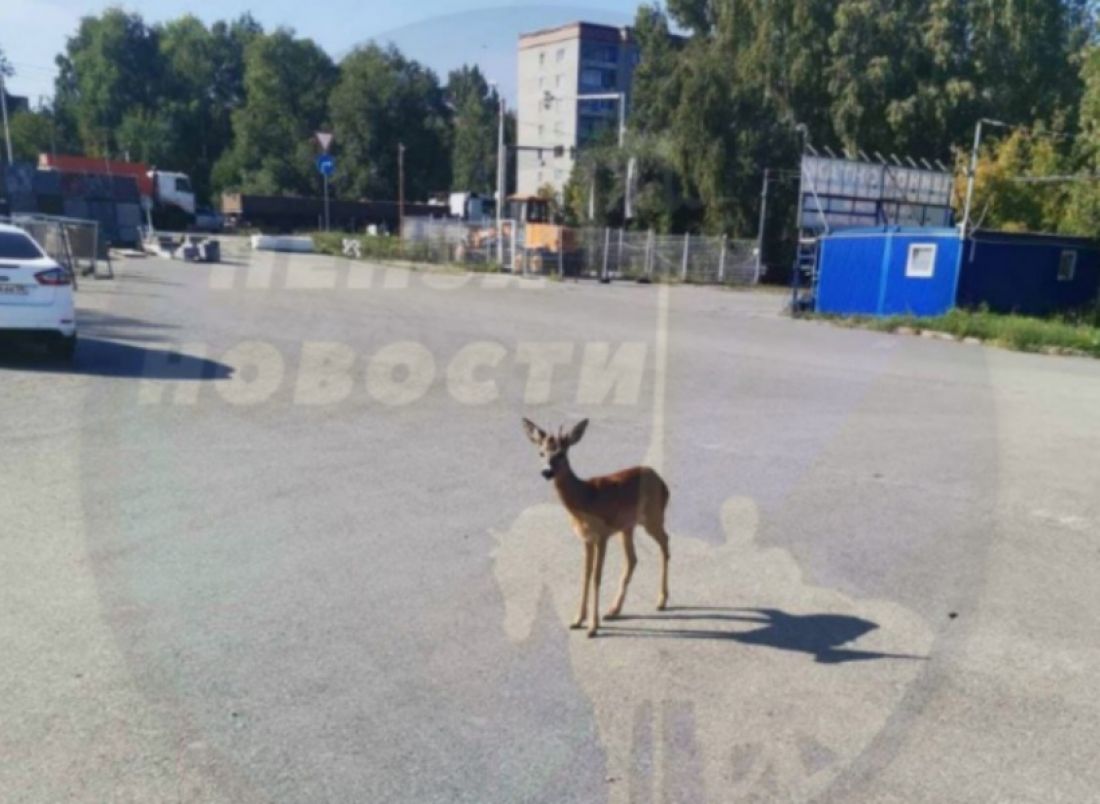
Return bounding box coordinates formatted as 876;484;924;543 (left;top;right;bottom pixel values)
646;229;654;279
718;234;727;283
617;227;624;276
558;225;564;279
681;232;690;281
510;224;517;275
602;227;611;281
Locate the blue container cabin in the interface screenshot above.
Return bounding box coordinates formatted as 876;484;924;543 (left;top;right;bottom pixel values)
815;227;962;317
957;230;1100;316
815;226;1100;317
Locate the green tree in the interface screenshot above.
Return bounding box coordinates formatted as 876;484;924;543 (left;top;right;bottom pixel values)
329;44;451;201
447;65;499;194
8;111;55;163
53;10;164;155
959;129;1071;233
218;28;336;195
115;107;176;165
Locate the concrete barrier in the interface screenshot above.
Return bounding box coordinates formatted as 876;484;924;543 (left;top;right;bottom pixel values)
250;234;314;253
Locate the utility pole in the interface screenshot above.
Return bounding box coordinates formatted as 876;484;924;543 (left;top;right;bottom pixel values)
755;168;770;283
496;91;506;266
616;93;625;148
0;71;13;166
961;120;987;236
398;142;406;238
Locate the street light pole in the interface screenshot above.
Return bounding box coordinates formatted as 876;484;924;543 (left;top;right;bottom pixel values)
0;72;13;166
961;118;1018;235
496;91;506;267
755;168;769;283
398;142;406;238
616;94;625;148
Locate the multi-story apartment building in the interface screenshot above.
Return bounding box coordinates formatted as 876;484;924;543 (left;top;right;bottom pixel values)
516;22;638;197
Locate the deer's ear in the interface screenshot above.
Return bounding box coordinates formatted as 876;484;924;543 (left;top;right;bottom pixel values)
522;418;546;445
568;418;589;446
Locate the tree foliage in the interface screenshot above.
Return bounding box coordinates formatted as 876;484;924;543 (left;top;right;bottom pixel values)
9;3;1100;235
575;0;1096;236
329;44;451;201
218;29;336;196
447;65;499;194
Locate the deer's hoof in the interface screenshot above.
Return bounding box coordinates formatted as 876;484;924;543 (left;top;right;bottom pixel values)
604;609;621;620
569;620;585;630
587;628;599;638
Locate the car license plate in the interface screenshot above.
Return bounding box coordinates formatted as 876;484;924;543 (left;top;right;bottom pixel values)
0;285;28;296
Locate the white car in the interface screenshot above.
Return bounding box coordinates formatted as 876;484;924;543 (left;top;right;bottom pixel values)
0;223;77;361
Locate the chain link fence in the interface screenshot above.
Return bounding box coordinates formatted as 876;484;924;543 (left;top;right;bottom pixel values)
398;217;761;286
400;217;520;268
3;213;113;284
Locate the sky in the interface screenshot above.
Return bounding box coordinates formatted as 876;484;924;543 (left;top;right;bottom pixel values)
0;0;639;106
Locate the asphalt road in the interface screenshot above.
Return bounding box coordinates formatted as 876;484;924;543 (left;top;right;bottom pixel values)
2;251;1099;803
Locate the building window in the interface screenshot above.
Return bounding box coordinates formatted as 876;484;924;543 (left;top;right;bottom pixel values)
556;48;565;62
580;67;617;91
1058;249;1077;281
555;74;563;89
582;43;618;63
538;76;544;89
539;52;545;67
905;243;937;278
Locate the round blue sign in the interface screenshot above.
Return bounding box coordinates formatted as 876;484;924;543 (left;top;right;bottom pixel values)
316;154;335;177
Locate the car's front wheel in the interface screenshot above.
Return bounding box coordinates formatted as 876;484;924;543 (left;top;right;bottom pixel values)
48;333;77;363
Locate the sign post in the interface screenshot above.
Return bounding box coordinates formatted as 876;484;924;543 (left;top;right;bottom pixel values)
315;132;335;232
316;153;335;231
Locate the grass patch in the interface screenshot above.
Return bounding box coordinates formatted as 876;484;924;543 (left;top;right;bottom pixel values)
310;231;506;274
819;307;1100;358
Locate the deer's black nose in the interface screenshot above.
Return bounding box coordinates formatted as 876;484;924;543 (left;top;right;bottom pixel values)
541;468;554;480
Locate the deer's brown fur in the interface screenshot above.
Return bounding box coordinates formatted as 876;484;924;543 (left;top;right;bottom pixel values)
523;418;671;637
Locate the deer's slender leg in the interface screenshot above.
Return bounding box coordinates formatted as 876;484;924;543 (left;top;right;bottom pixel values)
589;538;607;637
571;541;594;629
606;529;636;619
652;528;671;610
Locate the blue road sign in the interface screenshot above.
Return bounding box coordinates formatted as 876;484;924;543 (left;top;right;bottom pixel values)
317;154;335;177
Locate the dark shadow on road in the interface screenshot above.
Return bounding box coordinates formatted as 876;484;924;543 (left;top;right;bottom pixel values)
75;310;179;344
604;607;928;664
0;337;233;380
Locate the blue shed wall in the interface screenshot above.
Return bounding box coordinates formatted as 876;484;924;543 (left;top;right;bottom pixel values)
816;228;960;316
815;234;886;315
957;233;1100;316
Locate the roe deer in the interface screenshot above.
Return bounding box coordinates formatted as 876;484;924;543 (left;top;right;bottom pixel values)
522;417;671;637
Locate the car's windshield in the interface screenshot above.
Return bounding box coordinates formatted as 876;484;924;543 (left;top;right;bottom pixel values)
0;231;45;261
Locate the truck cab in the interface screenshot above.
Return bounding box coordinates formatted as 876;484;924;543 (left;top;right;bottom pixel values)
154;172;196;217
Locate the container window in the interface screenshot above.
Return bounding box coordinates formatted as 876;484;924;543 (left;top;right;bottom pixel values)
1057;250;1077;282
906;243;937;278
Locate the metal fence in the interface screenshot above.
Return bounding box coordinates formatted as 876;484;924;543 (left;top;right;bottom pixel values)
400;217;761;286
400;217;520;268
3;213;113;283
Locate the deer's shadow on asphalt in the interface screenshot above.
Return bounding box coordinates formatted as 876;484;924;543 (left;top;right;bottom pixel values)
601;607;929;664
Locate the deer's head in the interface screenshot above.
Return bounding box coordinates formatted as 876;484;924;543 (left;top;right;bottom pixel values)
522;418;588;480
